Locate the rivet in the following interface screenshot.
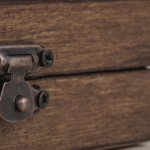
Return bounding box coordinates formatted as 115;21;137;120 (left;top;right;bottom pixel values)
15;96;30;112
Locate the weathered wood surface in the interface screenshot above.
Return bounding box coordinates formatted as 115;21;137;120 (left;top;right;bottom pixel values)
0;1;150;78
0;70;149;150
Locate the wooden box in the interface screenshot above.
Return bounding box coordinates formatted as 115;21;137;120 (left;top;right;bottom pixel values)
0;0;150;150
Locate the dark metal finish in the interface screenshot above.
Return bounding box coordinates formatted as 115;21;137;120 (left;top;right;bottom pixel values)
42;50;54;68
38;91;49;109
0;45;53;122
15;96;30;112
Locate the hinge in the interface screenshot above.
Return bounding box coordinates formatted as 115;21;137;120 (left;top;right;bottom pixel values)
0;45;54;122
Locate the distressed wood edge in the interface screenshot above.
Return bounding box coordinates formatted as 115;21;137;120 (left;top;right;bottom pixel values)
0;0;146;5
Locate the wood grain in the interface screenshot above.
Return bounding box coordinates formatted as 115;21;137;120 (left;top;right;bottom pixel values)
0;70;150;150
0;1;150;78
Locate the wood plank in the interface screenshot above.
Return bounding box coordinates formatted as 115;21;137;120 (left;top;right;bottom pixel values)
0;1;150;78
0;70;150;150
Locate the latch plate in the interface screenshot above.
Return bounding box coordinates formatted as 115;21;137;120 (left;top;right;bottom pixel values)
0;45;54;122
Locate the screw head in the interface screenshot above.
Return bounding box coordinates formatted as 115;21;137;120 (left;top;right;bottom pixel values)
38;91;49;109
15;96;30;112
42;50;54;68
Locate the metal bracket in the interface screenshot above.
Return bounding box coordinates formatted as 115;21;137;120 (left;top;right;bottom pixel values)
0;45;54;122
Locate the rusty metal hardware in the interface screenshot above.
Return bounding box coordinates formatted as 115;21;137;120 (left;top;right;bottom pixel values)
0;45;54;122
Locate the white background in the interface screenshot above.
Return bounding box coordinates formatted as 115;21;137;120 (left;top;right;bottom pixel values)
119;142;150;150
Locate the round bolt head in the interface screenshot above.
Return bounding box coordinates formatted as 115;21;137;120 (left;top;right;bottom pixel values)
42;50;54;68
38;91;49;109
15;96;30;112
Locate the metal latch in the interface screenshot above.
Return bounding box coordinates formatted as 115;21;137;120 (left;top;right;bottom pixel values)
0;45;54;122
